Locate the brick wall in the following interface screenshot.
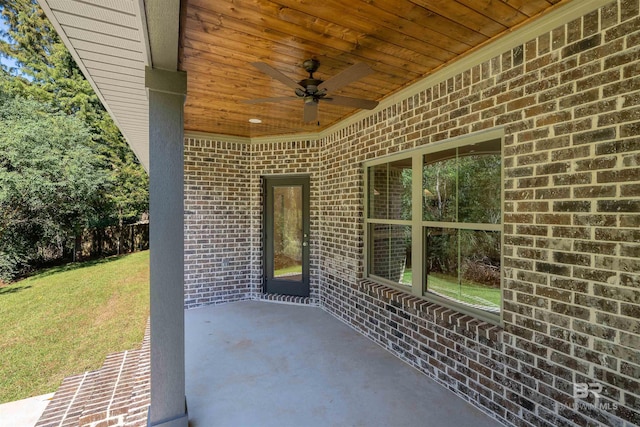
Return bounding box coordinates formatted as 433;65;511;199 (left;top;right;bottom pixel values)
184;138;322;305
184;138;252;308
320;1;640;426
184;1;640;425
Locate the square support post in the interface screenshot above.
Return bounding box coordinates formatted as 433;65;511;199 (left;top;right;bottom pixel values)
145;67;188;427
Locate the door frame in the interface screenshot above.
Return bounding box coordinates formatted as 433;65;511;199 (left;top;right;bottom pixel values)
263;175;311;297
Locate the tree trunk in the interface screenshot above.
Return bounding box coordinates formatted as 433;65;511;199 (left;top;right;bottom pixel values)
73;233;82;262
117;209;123;255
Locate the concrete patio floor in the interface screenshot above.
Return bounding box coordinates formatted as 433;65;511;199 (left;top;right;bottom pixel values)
185;300;502;427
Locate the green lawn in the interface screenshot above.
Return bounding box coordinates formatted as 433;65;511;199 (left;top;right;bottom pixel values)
0;251;150;403
428;273;500;310
274;264;302;277
401;269;500;311
402;268;412;285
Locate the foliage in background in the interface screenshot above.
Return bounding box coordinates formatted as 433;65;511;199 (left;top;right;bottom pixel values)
0;92;108;280
0;0;148;279
422;152;501;286
0;251;150;403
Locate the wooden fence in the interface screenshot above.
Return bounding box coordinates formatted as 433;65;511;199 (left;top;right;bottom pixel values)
77;221;149;259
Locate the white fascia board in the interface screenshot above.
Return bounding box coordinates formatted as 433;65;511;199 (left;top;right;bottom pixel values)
37;0;152;171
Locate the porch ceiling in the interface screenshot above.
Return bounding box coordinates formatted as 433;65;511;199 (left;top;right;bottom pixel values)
36;0;586;169
181;0;566;137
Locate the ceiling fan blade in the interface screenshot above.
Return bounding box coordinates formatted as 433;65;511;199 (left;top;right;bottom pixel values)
251;62;302;90
241;96;298;104
318;62;374;93
324;95;378;110
303;101;318;123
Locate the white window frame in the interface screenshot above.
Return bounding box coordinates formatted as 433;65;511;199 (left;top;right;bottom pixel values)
364;129;504;325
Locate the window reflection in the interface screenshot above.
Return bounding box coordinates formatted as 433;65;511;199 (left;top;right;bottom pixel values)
368;159;412;220
370;224;412;286
423;140;501;224
422;139;502;314
458;154;501;224
369;164;389;219
365;136;502;318
425;227;458;295
425;229;500;313
273;186;302;281
460;230;501;312
423;148;457;222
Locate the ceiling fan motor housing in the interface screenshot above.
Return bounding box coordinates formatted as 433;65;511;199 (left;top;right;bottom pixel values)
298;59;324;96
302;59;320;74
297;78;324;96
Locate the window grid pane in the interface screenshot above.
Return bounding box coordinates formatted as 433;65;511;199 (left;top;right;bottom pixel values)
368;160;412;221
423;148;457;222
424;227;500;313
368;164;389;219
370;224;412;287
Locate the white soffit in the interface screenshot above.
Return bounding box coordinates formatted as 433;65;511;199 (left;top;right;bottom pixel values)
37;0;151;170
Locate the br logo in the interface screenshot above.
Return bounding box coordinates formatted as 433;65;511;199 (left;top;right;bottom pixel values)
573;382;602;399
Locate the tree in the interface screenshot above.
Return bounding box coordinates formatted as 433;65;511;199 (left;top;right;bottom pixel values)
0;90;109;281
0;0;148;236
0;0;149;266
0;1;101;121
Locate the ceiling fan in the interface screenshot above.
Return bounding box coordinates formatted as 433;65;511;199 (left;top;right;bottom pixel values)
242;59;379;123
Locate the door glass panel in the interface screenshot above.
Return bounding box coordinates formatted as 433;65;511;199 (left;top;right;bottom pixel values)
272;186;303;281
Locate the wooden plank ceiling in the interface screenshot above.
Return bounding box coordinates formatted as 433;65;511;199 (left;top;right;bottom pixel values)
180;0;565;138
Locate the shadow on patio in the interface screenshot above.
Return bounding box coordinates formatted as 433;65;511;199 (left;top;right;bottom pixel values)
186;301;501;427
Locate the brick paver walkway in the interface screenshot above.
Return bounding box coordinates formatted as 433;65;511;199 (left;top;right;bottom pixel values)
35;323;150;427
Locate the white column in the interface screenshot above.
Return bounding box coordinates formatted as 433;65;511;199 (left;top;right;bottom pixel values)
145;67;188;427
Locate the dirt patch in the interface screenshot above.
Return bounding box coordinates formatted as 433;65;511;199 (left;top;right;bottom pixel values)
92;293;121;325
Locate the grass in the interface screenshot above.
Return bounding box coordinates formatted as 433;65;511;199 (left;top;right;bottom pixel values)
0;251;150;403
274;264;302;276
401;269;500;311
428;273;500;310
402;268;412;285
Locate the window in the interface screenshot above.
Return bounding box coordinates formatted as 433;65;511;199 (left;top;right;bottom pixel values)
366;159;412;287
423;140;502;315
365;131;503;323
